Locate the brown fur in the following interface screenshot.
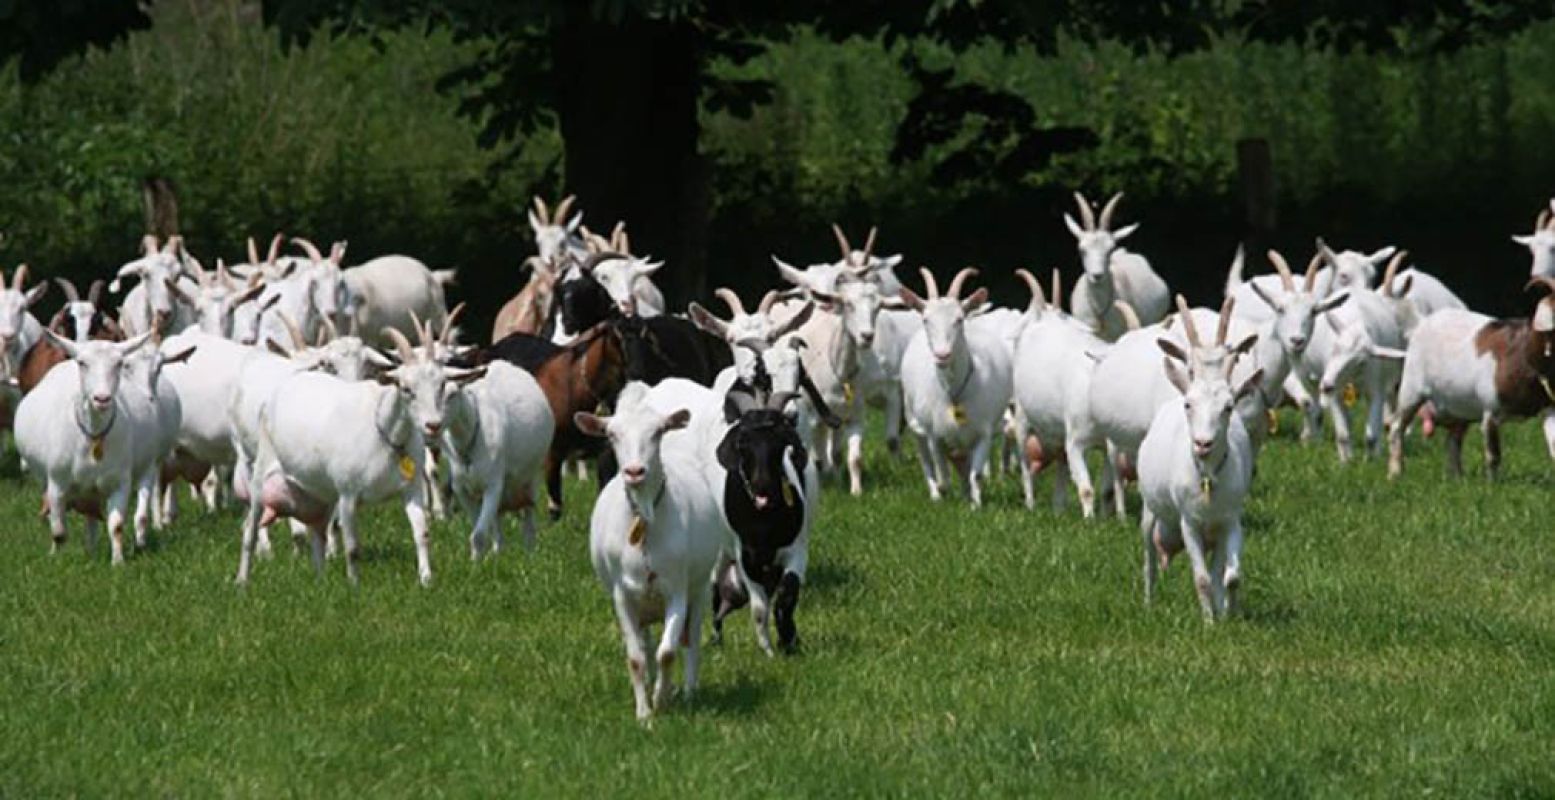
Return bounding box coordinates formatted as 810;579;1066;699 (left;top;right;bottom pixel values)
527;323;626;517
491;262;558;343
1473;319;1555;418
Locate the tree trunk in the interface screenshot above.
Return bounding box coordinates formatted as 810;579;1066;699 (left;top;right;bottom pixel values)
552;9;708;309
1237;138;1275;272
142;176;179;239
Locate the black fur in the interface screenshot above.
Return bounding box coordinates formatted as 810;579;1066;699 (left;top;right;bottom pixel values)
613;315;732;386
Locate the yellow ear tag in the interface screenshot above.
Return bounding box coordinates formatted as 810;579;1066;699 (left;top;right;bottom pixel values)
90;437;104;462
843;382;854;405
949;404;968;425
398;455;415;481
628;515;646;546
1265;409;1279;436
1342;383;1357;408
782;480;795;507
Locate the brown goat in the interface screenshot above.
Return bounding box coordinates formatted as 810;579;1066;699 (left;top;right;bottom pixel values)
491;256;560;343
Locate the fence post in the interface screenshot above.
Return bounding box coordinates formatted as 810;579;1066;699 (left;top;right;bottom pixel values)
1237;139;1275;272
142;177;179;239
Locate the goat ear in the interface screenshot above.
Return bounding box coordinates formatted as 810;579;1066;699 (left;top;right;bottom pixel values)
1112;223;1140;240
573;411;608;437
661;409;691;433
1368;246;1397;264
1370;345;1408;361
449;367;487;385
162;345;197;366
1235;368;1265;401
715;426;740;469
898;286;926;311
1248;281;1282;311
809;290;839;311
1063;214;1084;238
632;260;663;278
566;213;583;233
770;302;814;339
23;282;48;307
265;338;292;358
687;302;729;339
260;293;282;313
1230;333;1258;356
1163;358;1191;395
1315;290;1350;313
41;329;78;360
365;348;396;368
877;254;904;271
1513;234;1536;246
960;287;989;312
1156;338;1188;363
772;257;809;289
1393;274;1413;297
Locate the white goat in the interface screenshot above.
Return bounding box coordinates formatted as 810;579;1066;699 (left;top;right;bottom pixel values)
899;268;1012;507
114;236;196;337
14;332;157;563
1137;312;1263;622
575;384;724;721
0;264;49;426
1064;192;1169;338
529;195;587;266
1511;201;1555;279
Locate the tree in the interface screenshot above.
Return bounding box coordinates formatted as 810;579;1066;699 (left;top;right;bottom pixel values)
0;0;149;83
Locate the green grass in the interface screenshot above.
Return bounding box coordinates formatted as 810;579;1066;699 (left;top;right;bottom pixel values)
3;410;1555;797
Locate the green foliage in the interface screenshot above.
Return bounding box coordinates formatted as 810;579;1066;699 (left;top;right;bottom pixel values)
3;410;1555;795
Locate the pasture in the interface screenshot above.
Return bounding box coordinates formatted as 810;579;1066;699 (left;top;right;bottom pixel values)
3;411;1552;797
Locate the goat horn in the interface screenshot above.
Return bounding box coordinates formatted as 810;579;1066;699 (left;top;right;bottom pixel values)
918;267;940;300
277;312;307;351
714;287;746;317
1216;296;1236;346
384;326;417;364
533;195;550;222
1303;251;1323;293
266;233;283;266
553;195;576;225
1538;209;1551;232
946;267;979;300
87;279;105;306
861;226;878;263
408;310;431;350
247;236;260;266
292;237;325;263
1052;269;1062;308
1015;268;1046;313
579;252;627;274
1266;249;1296;293
1380;250;1408;295
1072;192;1096;231
757;290;781;315
831;223;852;260
442;302;465;343
54;277;80;303
141;235;160;257
1098;192;1124;230
1114;300;1142;331
1175;295;1201;348
11;263;27;292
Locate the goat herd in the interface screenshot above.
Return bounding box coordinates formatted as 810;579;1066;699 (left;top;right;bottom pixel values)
3;192;1555;720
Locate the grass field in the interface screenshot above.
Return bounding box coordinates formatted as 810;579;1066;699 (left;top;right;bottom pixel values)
2;410;1554;797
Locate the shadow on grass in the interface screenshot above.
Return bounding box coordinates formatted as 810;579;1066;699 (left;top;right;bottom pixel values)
804;561;858;593
684;675;770;718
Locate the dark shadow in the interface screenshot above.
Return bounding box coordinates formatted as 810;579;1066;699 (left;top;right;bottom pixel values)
682;675;769;718
803;561;858;592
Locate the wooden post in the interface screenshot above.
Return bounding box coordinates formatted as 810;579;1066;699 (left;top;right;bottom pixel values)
1237;139;1275;272
142;177;179;239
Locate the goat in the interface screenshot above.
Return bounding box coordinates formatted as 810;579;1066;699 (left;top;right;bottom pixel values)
1389;277;1555;480
49;278;110;343
292;238;455;350
899;268;1012;507
1137;310;1263;622
1064;192;1169;338
529;194;586;266
115;235;196;337
14;332;157;563
586;227;665;318
491;256;559;342
576;385;724;721
0;264;50;428
184;258;266;338
1511;201;1555;279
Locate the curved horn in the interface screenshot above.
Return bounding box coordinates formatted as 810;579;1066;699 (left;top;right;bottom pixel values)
1216;296;1236;346
441;303;465;343
266;233;283;266
1380;250;1408;295
579;252;627;273
861;226;878;262
917;267;941;300
141;235;159;257
277;312;308;351
1072;192;1096;231
1538;208;1551;232
1015;268;1046;313
831;223;852;260
533;195;550;222
553;195;576;225
247;236;260;266
757;290;781;316
1266;249;1296;293
54;277;80;304
1114;300;1142;331
1098;192;1124;230
1052;269;1062;308
383;326;417;364
1175;294;1201;348
408;310;432;350
1303;251;1323;293
86;279;105;306
714;287;747;317
11;263;27;292
946;267;979;300
292;237;325;263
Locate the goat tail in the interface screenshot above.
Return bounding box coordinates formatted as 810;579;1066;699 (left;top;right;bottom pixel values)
432;269;458;286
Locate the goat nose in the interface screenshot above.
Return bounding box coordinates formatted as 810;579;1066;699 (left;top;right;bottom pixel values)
859;333;874;346
91;393;111;407
1289;336;1306;349
622;465;647;484
424;422;442;435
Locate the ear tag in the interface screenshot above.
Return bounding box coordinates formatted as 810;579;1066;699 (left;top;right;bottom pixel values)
398;455;415;481
1265;409;1279;436
843;382;854;405
782;480;795;507
949;404;968;425
628;515;647;547
1342;383;1357;408
90;437;105;462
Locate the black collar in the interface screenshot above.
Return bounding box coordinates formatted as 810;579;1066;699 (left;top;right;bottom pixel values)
75;402;116;442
